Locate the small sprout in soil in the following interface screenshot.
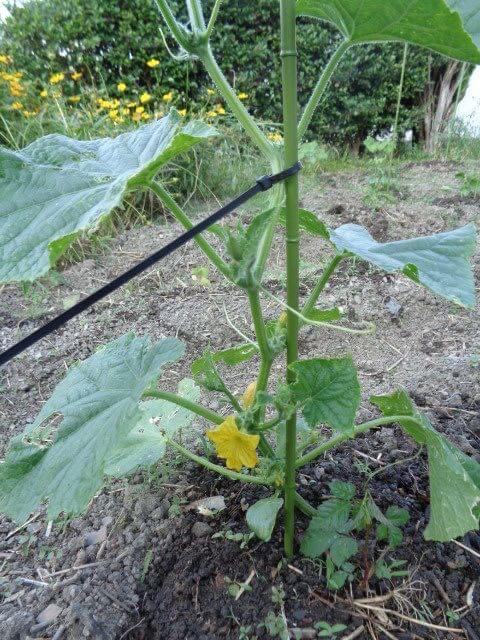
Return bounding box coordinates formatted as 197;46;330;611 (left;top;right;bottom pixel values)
313;621;348;638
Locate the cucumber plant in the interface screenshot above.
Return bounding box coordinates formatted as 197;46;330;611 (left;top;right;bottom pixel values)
0;1;479;563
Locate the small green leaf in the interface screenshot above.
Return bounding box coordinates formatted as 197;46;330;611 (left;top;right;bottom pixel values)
0;333;184;522
371;389;480;541
0;112;217;283
329;480;356;501
246;497;283;542
300;497;353;558
279;207;330;238
385;505;410;527
105;378;200;477
289;356;360;432
191;348;229;393
296;0;480;63
329;536;358;567
329;223;476;308
210;343;258;366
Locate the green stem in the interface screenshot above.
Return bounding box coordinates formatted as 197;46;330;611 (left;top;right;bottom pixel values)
295;415;422;469
154;0;191;50
280;0;299;559
201;45;275;161
301;254;343;318
168;439;271;485
186;0;206;32
149;181;232;280
294;492;317;517
248;289;272;364
206;0;223;39
392;43;408;153
298;40;350;141
142;389;224;424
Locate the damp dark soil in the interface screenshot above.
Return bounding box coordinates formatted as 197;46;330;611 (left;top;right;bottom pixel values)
0;161;479;639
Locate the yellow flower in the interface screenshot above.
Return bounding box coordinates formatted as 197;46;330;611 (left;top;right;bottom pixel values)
22;110;36;117
11;101;23;110
146;58;160;68
71;71;82;81
12;71;23;79
206;110;217;118
242;381;257;409
68;95;81;103
122;107;130;115
9;82;23;97
135;105;145;114
0;55;11;64
140;91;151;104
141;112;151;120
206;416;259;472
215;104;225;115
178;108;187;116
162;91;173;103
49;72;64;84
40;89;48;98
206;88;215;95
237;92;248;100
267;131;283;143
117;82;127;92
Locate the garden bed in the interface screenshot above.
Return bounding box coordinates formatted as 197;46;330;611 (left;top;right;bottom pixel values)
0;161;479;639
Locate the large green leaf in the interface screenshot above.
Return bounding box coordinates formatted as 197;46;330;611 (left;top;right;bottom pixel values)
0;332;184;522
296;0;480;63
0;112;217;283
289;356;360;432
246;496;284;542
105;378;200;477
371;389;480;541
329;223;476;308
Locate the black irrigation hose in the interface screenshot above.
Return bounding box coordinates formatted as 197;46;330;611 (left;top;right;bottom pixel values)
0;162;302;368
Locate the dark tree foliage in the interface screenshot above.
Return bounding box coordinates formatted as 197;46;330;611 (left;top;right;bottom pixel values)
1;0;454;146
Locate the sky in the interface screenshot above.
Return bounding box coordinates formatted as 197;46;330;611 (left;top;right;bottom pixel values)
0;0;479;134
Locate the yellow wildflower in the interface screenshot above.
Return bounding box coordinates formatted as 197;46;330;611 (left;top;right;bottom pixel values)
215;104;225;115
126;101;137;108
12;71;23;79
141;112;151;120
135;105;145;114
238;92;248;100
162;91;173;103
40;89;48;98
49;72;64;84
0;55;11;64
71;71;82;81
206;88;215;95
267;131;283;143
178;108;187;116
22;110;36;117
117;82;127;92
132;112;142;122
206;110;217;118
206;416;259;472
122;107;130;115
146;58;160;68
108;108;119;118
68;95;81;103
9;82;23;97
11;101;23;110
242;381;257;409
140;92;151;104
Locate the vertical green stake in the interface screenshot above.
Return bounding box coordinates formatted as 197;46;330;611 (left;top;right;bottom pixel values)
280;0;299;558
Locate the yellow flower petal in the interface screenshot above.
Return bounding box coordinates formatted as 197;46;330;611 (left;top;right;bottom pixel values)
71;71;83;81
49;72;64;85
147;58;160;68
117;82;127;92
237;92;248;100
140;92;151;104
206;416;259;472
162;91;173;103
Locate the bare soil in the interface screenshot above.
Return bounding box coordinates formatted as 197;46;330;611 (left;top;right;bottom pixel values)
0;161;479;640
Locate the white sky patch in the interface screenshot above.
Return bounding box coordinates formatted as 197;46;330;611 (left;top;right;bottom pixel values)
457;66;480;137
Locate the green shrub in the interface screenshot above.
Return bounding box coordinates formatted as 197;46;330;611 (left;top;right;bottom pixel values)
1;0;444;147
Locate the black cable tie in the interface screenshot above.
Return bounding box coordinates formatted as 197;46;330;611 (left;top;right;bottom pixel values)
0;161;302;368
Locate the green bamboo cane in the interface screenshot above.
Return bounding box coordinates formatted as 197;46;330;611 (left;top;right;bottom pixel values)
279;0;299;558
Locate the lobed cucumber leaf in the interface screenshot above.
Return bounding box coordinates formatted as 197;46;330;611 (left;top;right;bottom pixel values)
105;378;200;477
0;111;217;283
330;223;476;309
0;333;184;522
289;356;360;433
296;0;480;63
371;389;480;541
246;496;284;542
